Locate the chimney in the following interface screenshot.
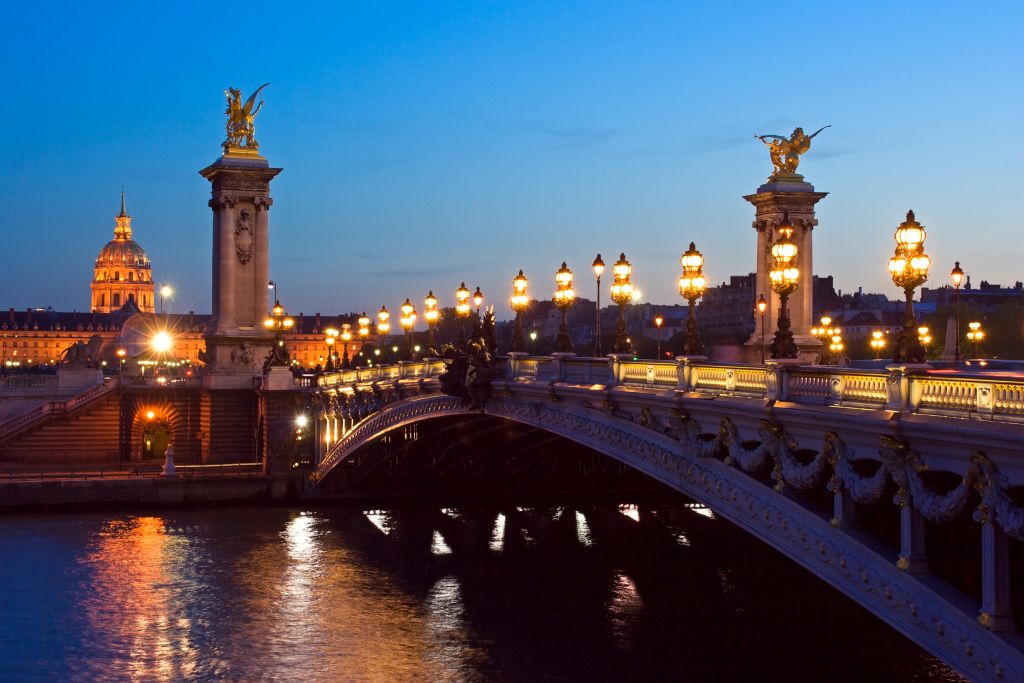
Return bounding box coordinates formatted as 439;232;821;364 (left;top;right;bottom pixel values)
8;308;14;325
315;312;322;332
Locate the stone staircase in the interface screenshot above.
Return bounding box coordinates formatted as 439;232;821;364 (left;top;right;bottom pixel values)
0;382;121;463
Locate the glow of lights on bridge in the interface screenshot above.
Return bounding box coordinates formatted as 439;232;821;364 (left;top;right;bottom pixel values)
685;503;715;519
364;510;393;535
618;504;640;522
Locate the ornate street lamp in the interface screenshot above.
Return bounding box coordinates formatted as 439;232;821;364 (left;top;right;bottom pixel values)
592;254;605;356
609;253;634;353
678;242;707;355
400;298;417;360
510;270;529;353
888;210;931;363
768;211;800;359
951;261;964;362
263;299;294;367
423;291;439;351
324;327;339;371
756;294;768;364
339;324;353;369
376;306;391;362
455;282;471;344
811;316;838;364
473;286;484;315
553;262;575;352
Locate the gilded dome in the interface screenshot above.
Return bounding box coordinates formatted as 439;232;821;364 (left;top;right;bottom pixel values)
96;237;151;268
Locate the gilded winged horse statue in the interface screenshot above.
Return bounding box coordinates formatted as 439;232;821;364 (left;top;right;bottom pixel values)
224;83;269;153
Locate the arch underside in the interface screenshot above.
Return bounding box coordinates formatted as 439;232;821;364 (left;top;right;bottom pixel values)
317;393;1023;682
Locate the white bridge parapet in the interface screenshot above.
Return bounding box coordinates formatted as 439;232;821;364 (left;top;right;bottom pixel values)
308;355;1024;682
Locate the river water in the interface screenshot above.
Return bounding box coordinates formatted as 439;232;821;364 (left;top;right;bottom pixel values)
0;504;961;682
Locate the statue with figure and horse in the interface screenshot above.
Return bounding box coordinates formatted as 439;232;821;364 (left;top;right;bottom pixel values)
59;334;104;368
755;125;830;178
224;83;269;153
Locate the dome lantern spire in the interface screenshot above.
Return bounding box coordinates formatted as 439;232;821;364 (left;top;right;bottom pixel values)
114;191;132;239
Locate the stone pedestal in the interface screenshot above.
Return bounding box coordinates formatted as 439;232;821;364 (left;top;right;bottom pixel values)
199;151;282;390
57;367;104;392
744;176;828;354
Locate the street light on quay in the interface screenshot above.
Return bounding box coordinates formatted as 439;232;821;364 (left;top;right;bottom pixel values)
756;294;768;364
267;280;278;303
967;321;985;358
510;271;529;353
473;286;484;314
678;242;707;356
870;330;887;359
609;253;634;354
159;284;173;315
811;316;839;364
654;314;664;359
951;261;964;362
592;254;605;356
400;298;417;360
456;282;472;344
888;210;931;364
423;292;439;352
553;262;575;353
768;211;800;359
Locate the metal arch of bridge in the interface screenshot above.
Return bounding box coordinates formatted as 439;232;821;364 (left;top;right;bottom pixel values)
310;357;1024;681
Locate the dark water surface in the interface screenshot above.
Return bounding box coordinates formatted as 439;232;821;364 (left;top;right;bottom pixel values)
0;504;962;682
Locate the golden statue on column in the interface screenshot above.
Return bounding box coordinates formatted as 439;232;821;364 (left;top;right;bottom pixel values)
223;83;270;155
755;125;830;178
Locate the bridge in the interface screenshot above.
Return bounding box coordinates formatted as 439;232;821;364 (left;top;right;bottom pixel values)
304;354;1024;682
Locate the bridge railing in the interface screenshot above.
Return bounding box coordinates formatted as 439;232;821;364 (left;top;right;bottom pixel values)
310;354;1024;424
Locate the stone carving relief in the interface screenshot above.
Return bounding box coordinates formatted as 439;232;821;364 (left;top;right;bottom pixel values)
230;343;255;368
235;210;254;265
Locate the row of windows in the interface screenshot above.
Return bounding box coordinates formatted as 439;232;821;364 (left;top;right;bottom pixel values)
97;271;151;282
95;293;150;308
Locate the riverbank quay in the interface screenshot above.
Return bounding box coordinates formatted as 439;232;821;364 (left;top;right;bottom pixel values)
0;471;300;511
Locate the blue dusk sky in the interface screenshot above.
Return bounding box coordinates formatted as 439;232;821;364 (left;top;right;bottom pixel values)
1;1;1021;318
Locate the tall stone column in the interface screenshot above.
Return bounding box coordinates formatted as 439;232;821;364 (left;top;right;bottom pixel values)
744;175;827;359
199;151;282;390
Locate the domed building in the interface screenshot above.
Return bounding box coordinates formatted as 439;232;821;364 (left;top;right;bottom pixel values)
91;193;155;313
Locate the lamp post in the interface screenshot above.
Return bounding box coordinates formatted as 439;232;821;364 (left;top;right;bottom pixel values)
324;327;339;371
529;330;538;354
768;211;800;359
951;261;964;362
553;262;575;352
376;306;391;361
592;254;605;356
116;347;127;375
400;298;417;360
756;294;768;364
609;253;634;353
455;282;471;345
267;280;278;304
357;314;370;366
967;321;985;358
339;325;353;369
654;314;664;360
887;210;931;364
159;285;173;316
811;316;838;364
423;292;439;352
510;270;529;353
262;299;294;367
870;330;887;359
678;242;707;355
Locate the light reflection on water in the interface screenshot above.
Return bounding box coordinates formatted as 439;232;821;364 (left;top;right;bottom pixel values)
0;505;964;682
